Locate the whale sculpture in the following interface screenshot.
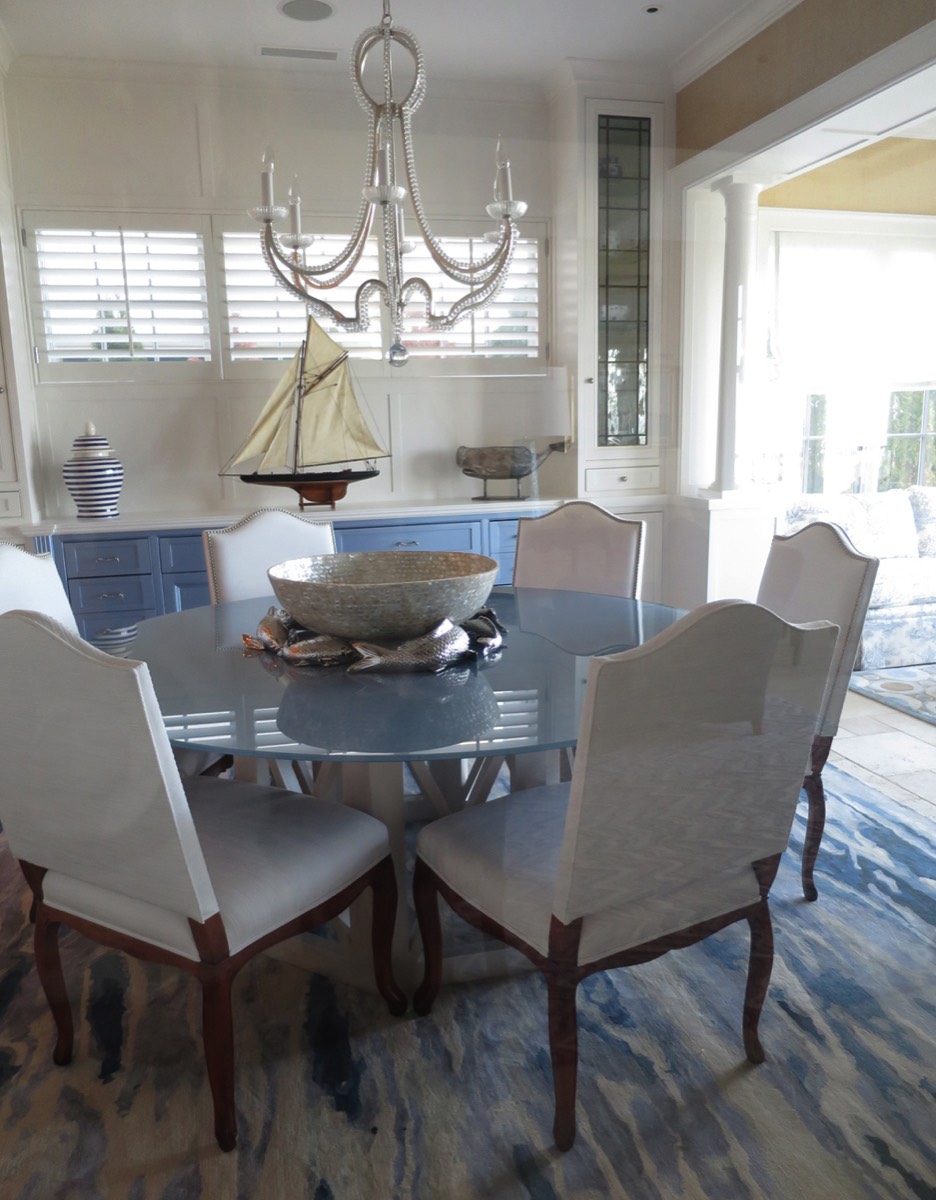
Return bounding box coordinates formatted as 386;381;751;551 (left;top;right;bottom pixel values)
456;441;566;500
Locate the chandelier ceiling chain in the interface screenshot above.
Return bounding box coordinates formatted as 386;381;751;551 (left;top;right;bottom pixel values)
250;0;526;366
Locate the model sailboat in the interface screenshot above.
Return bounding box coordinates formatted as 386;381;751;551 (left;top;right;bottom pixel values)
221;315;389;508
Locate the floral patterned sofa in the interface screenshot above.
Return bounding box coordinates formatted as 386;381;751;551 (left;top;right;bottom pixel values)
777;487;936;669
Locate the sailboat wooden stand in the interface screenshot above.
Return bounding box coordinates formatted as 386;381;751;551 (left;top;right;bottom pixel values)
221;316;388;509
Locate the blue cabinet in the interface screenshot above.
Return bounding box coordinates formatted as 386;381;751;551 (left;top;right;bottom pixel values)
43;507;549;645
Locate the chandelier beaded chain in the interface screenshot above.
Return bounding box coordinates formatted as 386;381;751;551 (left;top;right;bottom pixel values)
250;0;526;367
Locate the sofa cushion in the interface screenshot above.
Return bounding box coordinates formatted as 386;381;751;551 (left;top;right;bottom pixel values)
851;491;920;559
869;556;936;608
907;486;936;556
780;490;919;559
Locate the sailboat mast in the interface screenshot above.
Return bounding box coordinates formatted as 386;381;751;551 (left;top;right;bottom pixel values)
290;332;309;475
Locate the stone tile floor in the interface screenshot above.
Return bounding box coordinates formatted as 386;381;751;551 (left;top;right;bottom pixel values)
835;689;936;819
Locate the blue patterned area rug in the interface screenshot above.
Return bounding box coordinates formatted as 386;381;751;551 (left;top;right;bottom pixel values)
1;766;933;1200
851;664;936;727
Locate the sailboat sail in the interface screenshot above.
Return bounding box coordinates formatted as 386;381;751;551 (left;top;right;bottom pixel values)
222;316;388;477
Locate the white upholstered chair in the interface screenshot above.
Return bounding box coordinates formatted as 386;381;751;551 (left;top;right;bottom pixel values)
512;501;645;598
0;543;227;781
0;542;80;631
0;609;405;1151
756;521;879;900
201;510;336;792
202;508;336;603
413;600;838;1151
503;502;644;790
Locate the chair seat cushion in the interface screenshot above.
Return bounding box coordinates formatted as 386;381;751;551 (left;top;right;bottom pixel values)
417;785;760;966
43;777;391;960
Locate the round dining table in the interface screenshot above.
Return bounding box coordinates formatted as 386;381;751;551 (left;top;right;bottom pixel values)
132;586;684;990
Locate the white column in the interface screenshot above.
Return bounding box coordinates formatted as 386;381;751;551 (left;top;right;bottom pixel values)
711;176;763;493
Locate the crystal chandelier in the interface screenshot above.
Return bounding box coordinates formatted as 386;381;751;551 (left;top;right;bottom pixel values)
250;0;526;367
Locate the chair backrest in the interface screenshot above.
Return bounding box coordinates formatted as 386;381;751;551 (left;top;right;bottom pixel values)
553;599;838;926
0;610;218;925
202;508;336;603
756;521;878;738
0;543;79;632
512;502;645;598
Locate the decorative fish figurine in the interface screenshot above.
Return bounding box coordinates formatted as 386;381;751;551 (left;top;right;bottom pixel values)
349;619;472;674
256;605;292;651
280;635;360;668
461;606;506;652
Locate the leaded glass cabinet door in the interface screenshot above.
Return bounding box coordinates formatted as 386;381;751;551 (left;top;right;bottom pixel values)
597;114;650;447
577;97;662;500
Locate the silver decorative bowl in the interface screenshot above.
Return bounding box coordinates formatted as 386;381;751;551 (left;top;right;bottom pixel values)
268;550;499;641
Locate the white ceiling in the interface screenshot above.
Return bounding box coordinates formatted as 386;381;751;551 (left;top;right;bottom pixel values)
0;0;796;89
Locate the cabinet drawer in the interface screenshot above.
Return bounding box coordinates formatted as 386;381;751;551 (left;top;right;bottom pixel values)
68;573;157;614
336;521;482;554
584;465;660;493
64;537;152;578
159;533;207;573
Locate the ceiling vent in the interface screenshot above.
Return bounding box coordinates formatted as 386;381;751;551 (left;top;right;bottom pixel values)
260;46;339;60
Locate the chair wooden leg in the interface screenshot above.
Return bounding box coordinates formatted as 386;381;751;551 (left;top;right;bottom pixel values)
742;899;774;1064
370;856;407;1016
546;971;579;1151
412;858;444;1016
200;968;237;1152
34;911;74;1065
802;734;833;902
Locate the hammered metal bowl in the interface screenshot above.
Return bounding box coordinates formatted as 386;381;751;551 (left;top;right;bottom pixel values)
268;550;498;641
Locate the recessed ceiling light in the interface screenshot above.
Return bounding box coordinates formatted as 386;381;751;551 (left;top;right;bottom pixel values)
644;4;661;11
281;0;334;21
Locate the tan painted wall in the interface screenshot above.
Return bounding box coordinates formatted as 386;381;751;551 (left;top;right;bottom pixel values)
759;136;936;213
676;0;936;161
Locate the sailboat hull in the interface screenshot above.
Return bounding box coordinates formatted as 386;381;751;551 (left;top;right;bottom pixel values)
239;468;379;510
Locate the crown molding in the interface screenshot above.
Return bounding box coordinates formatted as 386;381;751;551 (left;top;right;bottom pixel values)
671;0;805;91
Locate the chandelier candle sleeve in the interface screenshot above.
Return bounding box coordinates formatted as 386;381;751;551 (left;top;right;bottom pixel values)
261;147;275;208
249;0;526;367
288;178;302;238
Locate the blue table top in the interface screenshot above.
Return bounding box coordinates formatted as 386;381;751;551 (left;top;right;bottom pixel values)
131;587;683;763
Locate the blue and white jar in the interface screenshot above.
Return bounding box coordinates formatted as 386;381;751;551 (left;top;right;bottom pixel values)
62;422;124;519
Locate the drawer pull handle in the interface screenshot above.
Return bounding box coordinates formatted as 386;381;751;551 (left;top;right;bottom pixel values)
395;540;420;547
620;475;629;482
99;591;125;600
95;555;120;563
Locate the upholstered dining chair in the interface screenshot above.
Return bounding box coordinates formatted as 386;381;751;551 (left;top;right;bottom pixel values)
202;510;337;791
412;599;838;1151
495;502;645;792
512;501;645;598
202;508;336;603
0;542;228;781
0;609;406;1151
756;520;879;901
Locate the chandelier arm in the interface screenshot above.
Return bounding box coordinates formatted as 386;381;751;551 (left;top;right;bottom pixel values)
399;110;518;279
260;236;383;331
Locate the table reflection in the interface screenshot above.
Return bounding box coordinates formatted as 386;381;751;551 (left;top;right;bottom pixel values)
133;587;684;763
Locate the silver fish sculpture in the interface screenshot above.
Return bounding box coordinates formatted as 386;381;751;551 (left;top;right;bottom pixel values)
255;605;291;651
280;635;360;669
349;618;472;674
461;606;506;652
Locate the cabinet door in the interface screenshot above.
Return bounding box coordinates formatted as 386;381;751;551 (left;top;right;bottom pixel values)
162;572;211;613
487;519;520;585
578;98;663;497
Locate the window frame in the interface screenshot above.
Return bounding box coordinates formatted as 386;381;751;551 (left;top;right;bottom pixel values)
22;209;222;384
